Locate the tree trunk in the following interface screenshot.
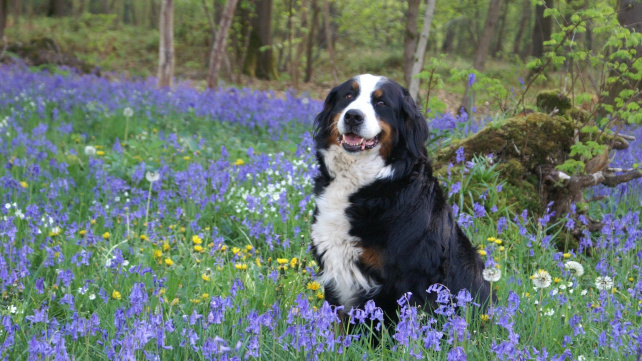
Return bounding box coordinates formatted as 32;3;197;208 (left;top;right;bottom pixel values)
322;0;338;83
532;0;553;58
157;0;174;88
0;0;8;41
472;0;503;71
48;0;71;17
408;0;437;101
491;0;509;58
512;0;530;57
304;0;319;83
149;0;158;29
207;0;239;89
460;0;503;114
243;0;278;80
403;0;421;87
291;2;309;89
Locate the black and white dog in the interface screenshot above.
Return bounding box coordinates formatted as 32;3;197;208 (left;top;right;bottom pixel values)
311;74;491;319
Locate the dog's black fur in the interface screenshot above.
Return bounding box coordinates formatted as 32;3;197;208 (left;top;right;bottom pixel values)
311;75;491;320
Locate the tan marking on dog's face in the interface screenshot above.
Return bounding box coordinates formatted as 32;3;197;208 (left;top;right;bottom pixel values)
351;81;360;91
359;247;384;270
373;89;383;98
378;120;394;159
325;113;341;146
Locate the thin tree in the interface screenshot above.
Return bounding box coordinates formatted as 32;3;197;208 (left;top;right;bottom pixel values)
512;0;531;57
460;0;504;114
207;0;239;89
304;0;319;83
0;0;8;41
403;0;421;87
157;0;174;88
532;0;553;58
408;0;437;101
322;0;338;83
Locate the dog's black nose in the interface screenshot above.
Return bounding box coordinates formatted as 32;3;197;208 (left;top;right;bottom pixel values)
344;109;365;126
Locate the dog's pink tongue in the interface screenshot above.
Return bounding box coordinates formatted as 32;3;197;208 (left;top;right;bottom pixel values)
344;134;363;143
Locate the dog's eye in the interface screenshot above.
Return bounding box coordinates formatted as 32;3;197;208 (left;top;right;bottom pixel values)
375;100;386;106
346;93;353;100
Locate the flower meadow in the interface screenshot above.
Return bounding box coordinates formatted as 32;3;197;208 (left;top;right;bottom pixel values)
1;64;641;361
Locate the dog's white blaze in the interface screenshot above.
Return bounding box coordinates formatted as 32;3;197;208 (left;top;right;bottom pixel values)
337;74;384;140
311;144;386;309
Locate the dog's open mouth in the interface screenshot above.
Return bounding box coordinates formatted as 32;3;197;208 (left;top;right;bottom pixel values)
339;133;380;152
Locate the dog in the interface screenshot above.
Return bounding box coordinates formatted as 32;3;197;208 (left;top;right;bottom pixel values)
310;74;491;320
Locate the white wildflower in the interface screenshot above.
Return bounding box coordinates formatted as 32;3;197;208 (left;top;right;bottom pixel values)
532;269;552;289
482;268;501;282
123;107;134;117
581;289;588;296
595;276;614;291
146;171;160;183
89;294;96;300
564;261;584;277
84;145;97;156
8;305;17;314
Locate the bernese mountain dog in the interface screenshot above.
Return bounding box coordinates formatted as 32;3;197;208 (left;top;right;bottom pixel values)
311;74;491;320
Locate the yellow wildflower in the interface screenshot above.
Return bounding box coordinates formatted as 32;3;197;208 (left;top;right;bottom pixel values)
554;277;562;283
194;245;204;253
232;247;241;255
102;232;110;240
170;298;179;306
494;239;502;245
90;219;96;225
112;290;121;300
290;257;299;268
233;159;244;166
183;156;191;161
478;249;487;256
140;235;148;241
154;250;162;259
202;293;209;300
563;253;571;259
164;258;174;266
480;314;490;322
96;150;105;156
307;281;321;291
202;274;211;282
629;277;635;282
255;257;262;267
20;181;28;188
316;291;324;300
163;242;170;251
235;263;247;271
499;246;505;251
277;258;288;265
79;229;86;236
192;235;202;244
220;245;227;252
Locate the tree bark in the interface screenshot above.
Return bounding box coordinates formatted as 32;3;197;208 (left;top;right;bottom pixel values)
0;0;8;41
472;0;503;71
460;0;503;114
304;0;319;83
322;0;338;83
408;0;437;102
403;0;421;87
491;0;510;58
512;0;530;57
157;0;174;89
242;0;278;80
207;0;239;89
532;0;553;58
48;0;71;17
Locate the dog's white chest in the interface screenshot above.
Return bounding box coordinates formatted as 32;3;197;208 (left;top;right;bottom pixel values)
311;145;391;309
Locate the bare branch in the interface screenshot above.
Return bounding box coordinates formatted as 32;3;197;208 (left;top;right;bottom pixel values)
602;169;642;187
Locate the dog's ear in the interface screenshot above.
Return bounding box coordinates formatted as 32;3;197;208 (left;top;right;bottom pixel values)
313;86;340;140
400;87;429;160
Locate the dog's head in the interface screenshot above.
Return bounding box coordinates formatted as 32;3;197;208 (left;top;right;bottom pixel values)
314;74;428;168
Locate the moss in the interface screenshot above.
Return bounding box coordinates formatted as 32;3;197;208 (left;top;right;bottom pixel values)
566;107;590;124
536;90;572;115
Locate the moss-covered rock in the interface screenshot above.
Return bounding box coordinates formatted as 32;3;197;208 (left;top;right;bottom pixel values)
536;90;573;115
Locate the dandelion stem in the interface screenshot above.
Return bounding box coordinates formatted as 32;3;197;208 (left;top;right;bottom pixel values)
145;181;153;229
